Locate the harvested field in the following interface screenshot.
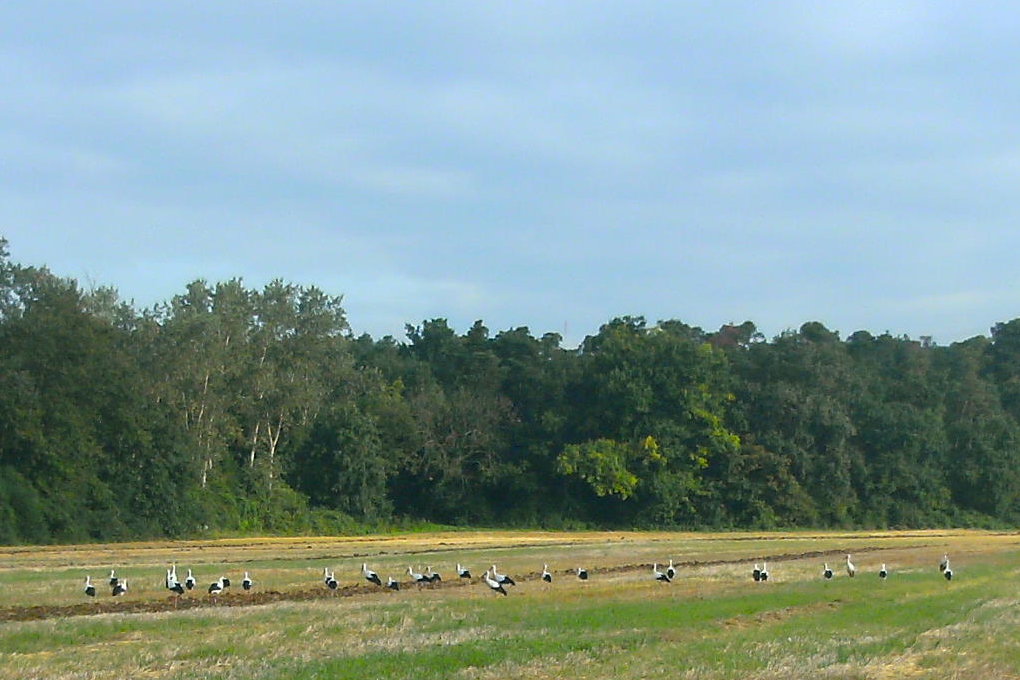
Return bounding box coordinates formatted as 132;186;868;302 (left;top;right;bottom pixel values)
2;529;1019;679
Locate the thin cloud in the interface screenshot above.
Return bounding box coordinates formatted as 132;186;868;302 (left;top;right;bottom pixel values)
2;2;1020;345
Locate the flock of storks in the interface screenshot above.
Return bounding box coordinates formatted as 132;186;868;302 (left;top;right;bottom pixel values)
84;565;254;599
751;552;954;584
81;552;957;600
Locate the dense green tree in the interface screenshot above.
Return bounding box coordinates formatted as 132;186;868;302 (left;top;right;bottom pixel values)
733;323;863;524
6;237;1020;543
291;403;391;519
941;338;1020;520
559;318;741;525
987;319;1020;422
0;264;193;540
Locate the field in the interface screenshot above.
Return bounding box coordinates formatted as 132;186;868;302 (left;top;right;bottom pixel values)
1;529;1019;679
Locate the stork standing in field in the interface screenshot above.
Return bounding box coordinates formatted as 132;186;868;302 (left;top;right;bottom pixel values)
169;577;184;607
408;566;430;587
759;562;769;582
84;576;96;598
576;567;589;581
323;567;338;591
653;564;671;583
109;569;118;588
879;564;888;580
845;554;856;578
242;571;253;591
943;559;953;581
752;564;762;582
541;564;552;583
185;569;196;591
823;563;833;580
387;576;400;591
363;563;382;587
425;566;442;583
112;579;128;596
208;577;224;597
666;560;676;580
491;565;515;587
166;563;178;590
483;568;508;596
939;554;949;573
457;563;472;579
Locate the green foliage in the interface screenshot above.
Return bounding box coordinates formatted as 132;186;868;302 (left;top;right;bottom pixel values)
0;467;47;543
6;237;1020;542
289;403;392;520
557;438;650;498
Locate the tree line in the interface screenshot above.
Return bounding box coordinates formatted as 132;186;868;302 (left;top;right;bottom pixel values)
2;238;1020;543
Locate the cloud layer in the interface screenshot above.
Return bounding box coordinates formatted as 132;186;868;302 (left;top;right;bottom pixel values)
3;2;1019;345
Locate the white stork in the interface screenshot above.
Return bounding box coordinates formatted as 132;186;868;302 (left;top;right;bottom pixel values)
408;566;430;586
823;563;833;579
483;568;508;596
759;562;769;582
84;576;96;598
109;569;118;587
387;576;400;591
576;567;589;581
167;577;184;609
242;571;253;591
752;563;762;582
939;554;949;573
943;559;953;581
425;566;442;583
491;565;515;586
845;554;856;578
208;577;224;596
166;563;178;590
363;563;382;586
457;563;472;579
653;564;671;583
879;564;888;580
666;559;676;580
541;564;552;583
185;569;196;591
112;578;128;596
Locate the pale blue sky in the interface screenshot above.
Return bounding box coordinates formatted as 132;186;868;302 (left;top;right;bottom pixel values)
3;2;1019;345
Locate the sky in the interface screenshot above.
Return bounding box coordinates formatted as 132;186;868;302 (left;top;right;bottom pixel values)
2;1;1020;347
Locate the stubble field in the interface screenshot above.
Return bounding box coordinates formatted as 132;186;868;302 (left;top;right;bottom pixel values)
1;529;1019;679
